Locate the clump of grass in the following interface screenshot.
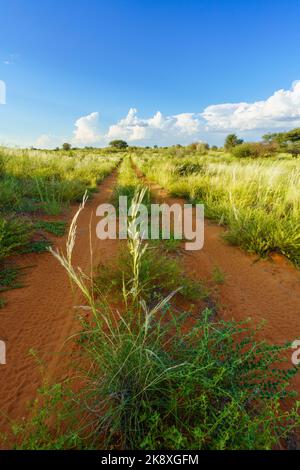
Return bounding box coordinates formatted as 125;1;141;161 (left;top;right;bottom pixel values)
212;265;226;284
97;188;206;302
0;264;26;293
96;244;205;303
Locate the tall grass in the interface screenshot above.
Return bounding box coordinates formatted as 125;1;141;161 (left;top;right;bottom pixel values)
133;151;300;266
0;147;120;304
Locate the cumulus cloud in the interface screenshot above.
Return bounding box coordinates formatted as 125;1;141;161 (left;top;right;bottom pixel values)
106;108;201;143
202;81;300;131
73;112;101;143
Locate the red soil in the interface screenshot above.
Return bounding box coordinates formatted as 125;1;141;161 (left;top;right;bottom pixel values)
0;172;119;437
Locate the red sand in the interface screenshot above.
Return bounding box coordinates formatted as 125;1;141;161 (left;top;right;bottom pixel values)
0;172;119;436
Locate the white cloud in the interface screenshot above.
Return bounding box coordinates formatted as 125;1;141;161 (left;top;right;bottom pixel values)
35;134;63;149
202;81;300;131
106;108;201;143
73;112;101;143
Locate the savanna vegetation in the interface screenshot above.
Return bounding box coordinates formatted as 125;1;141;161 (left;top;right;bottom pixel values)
0;147;120;306
132;136;300;267
1;135;300;450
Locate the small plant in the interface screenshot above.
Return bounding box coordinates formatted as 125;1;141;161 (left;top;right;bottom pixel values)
212;265;225;284
34;220;66;237
20;239;52;254
0;264;25;293
0;217;33;261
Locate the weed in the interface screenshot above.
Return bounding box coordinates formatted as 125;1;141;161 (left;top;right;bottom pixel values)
212;265;226;284
34;220;66;237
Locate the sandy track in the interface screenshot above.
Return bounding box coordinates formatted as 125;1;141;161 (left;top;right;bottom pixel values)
137;170;300;390
0;172;119;434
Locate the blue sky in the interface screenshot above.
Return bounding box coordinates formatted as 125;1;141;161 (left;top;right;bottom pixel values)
0;0;300;147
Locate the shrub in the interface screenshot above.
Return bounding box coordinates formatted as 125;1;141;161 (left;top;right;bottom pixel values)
232;142;278;159
0;217;32;261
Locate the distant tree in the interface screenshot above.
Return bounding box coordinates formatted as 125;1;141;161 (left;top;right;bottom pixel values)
62;143;72;151
109;139;128;149
262;128;300;157
225;134;243;150
153;145;158;149
211;145;218;151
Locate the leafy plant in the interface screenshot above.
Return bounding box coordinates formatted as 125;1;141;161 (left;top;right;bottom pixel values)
34;220;66;237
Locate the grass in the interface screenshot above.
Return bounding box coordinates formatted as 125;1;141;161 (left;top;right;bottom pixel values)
8;188;300;450
112;155;151;211
0;147;120;303
0;264;26;306
132;149;300;267
212;265;226;284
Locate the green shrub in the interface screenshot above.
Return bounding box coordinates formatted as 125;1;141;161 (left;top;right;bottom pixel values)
0;217;33;261
232;143;278;159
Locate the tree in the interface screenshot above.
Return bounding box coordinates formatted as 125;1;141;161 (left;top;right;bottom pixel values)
109;140;128;149
224;134;243;150
62;143;71;151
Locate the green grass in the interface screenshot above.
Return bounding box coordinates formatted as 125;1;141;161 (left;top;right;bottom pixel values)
212;265;226;284
0;147;120;301
112;155;151;211
0;265;24;292
132;149;300;267
96;242;207;302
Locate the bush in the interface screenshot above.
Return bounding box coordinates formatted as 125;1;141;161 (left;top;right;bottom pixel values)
232;142;278;159
0;217;32;261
